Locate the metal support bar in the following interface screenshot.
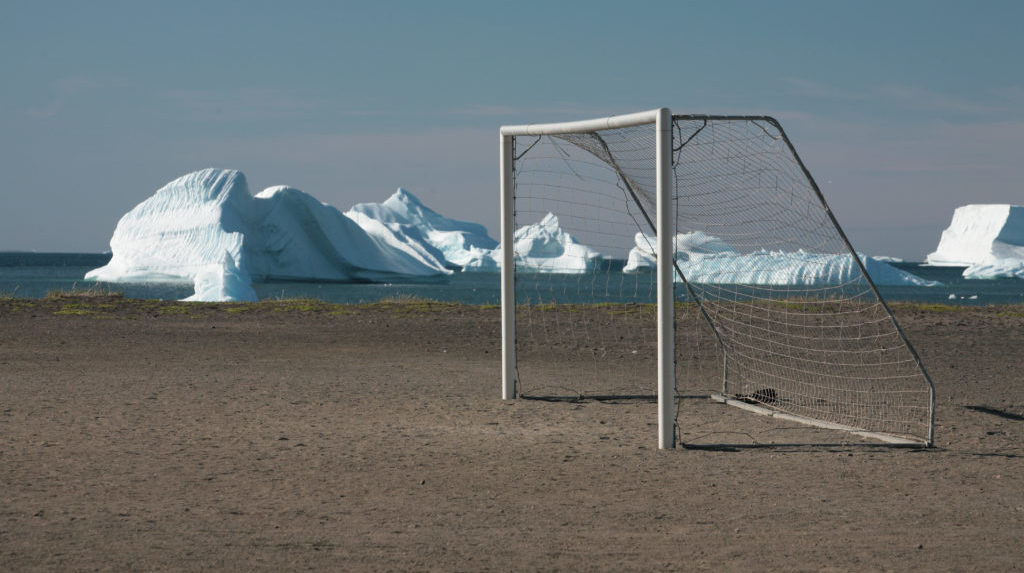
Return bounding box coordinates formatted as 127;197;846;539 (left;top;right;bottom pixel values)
500;134;516;400
656;108;675;450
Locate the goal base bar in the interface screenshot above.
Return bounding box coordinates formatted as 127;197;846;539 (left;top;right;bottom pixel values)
710;394;930;447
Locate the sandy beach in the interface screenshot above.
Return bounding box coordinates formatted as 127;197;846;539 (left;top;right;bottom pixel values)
1;296;1021;571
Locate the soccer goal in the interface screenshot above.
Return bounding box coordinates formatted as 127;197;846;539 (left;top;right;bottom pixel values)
499;108;934;449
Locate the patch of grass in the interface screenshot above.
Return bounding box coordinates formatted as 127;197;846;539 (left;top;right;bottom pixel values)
46;285;124;300
372;294;440;305
269;298;328;312
51;300;126;316
157;305;194;315
601;303;657;316
518;302;657;315
53;307;98;316
895;302;959;313
360;295;463;315
210;298;339;314
0;285;21;300
751;299;846;313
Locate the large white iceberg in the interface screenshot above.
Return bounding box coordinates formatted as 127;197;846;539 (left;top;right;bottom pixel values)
925;204;1024;279
86;169;451;301
623;231;936;286
347;188;497;268
248;184;449;279
462;213;602;273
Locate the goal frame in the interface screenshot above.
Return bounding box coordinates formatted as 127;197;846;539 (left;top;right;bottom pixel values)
499;108;935;450
500;108;676;449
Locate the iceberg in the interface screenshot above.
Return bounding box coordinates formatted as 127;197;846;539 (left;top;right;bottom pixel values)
925;204;1024;279
961;259;1024;280
347;188;497;268
623;231;736;273
86;169;451;301
248;184;450;280
674;250;940;286
624;231;934;286
872;256;905;263
183;252;258;302
462;213;602;273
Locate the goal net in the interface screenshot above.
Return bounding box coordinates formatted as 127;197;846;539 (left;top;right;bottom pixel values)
499;109;934;448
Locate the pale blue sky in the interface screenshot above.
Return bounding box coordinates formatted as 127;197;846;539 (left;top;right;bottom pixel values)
2;0;1022;258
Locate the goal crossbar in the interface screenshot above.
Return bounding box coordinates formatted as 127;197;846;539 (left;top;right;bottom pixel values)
500;108;663;137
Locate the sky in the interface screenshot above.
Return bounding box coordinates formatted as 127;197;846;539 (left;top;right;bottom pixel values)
2;0;1022;259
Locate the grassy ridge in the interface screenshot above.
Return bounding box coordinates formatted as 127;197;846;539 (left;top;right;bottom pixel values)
1;287;1021;318
0;289;487;318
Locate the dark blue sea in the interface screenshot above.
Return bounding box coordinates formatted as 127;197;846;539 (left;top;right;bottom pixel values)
1;252;1022;306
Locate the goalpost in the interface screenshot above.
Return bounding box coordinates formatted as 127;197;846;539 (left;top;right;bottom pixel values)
499;108;935;450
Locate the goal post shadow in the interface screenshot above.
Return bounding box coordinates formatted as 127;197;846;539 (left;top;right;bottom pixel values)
518;395;657;403
513;393;931;449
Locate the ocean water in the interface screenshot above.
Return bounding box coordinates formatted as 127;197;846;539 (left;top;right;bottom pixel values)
0;252;504;304
1;253;1023;306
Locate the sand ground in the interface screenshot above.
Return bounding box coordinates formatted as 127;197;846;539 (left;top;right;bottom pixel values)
1;297;1021;571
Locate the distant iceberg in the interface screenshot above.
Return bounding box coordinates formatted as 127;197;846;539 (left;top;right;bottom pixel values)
871;255;905;263
623;231;736;273
86;169;450;301
623;231;936;286
347;188;497;268
463;213;602;273
961;259;1024;279
675;250;939;286
926;204;1024;279
466;220;934;285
